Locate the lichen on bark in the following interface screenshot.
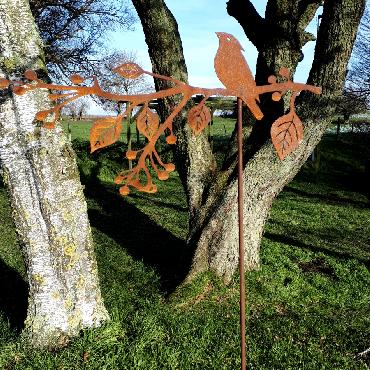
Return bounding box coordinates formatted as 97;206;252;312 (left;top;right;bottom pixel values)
0;0;109;349
132;0;365;283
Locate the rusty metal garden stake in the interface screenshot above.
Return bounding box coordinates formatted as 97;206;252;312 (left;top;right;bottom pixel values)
237;97;246;370
0;32;322;367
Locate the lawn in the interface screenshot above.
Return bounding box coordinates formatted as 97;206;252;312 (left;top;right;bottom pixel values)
0;117;369;369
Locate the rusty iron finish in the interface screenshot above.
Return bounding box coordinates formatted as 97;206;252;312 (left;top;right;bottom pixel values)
0;32;323;370
215;33;263;120
237;97;247;370
0;32;321;195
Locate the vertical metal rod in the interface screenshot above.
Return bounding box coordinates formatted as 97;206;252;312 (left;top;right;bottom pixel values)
237;97;246;370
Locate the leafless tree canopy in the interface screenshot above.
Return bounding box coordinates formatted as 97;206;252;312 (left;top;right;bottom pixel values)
348;3;370;103
30;0;136;80
62;98;90;120
95;50;153;113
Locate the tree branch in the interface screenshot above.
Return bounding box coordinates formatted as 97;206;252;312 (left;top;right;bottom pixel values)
356;346;370;358
297;0;322;47
226;0;266;50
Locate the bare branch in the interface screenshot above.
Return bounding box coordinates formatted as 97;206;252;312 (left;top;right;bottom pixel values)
298;0;322;34
356;346;370;358
226;0;266;50
29;0;136;81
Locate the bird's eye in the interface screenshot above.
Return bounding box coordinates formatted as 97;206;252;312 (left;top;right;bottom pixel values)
227;37;231;41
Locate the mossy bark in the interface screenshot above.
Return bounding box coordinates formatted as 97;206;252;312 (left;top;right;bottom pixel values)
0;0;109;348
133;0;365;282
132;0;217;221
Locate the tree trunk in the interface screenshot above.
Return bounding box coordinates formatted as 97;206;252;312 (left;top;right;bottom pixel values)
131;0;216;221
0;0;109;348
132;0;365;283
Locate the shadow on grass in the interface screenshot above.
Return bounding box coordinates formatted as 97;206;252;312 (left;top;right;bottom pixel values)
264;232;370;269
128;193;187;213
285;186;370;209
0;258;27;331
84;180;191;294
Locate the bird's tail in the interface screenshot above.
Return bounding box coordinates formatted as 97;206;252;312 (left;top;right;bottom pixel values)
244;97;264;120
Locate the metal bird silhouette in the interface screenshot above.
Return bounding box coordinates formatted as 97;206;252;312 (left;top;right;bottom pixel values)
214;32;264;120
0;33;322;196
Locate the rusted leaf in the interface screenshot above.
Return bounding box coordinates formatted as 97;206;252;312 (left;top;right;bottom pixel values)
90;116;123;153
271;112;303;160
35;110;52;121
114;63;144;79
48;93;62;101
0;78;10;88
188;104;211;135
70;74;85;84
13;86;27;95
136;106;159;140
24;70;37;81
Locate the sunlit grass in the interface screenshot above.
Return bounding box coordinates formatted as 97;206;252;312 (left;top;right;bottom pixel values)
0;121;369;369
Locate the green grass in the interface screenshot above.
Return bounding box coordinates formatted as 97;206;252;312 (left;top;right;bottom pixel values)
0;120;369;369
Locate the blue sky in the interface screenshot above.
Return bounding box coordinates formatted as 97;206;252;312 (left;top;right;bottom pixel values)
91;1;323;113
110;1;322;85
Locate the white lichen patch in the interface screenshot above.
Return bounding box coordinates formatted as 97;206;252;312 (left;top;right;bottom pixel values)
0;0;109;348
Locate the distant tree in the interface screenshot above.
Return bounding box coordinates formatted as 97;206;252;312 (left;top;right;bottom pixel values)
77;99;90;120
29;0;135;80
63;101;79;121
335;90;368;138
348;2;370;103
96;50;153;114
96;50;153;158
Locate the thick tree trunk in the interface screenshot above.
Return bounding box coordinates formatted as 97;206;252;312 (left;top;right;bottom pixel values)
190;0;365;281
131;0;216;221
132;0;365;283
0;0;109;348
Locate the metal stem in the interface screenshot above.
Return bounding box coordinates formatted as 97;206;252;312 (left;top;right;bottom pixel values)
237;97;246;370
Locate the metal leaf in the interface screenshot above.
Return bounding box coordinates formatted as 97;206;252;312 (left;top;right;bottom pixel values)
271;112;303;160
35;109;52;121
188;104;211;135
136;106;159;140
24;70;37;81
13;86;27;95
90;116;122;153
0;78;9;88
70;74;85;84
48;94;63;101
114;63;144;79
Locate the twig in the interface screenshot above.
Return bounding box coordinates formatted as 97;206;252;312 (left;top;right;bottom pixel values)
356;346;370;358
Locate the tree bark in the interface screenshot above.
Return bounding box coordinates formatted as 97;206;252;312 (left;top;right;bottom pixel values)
132;0;365;283
0;0;109;348
131;0;217;221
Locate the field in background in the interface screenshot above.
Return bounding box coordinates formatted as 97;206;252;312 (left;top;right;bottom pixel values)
0;117;369;369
